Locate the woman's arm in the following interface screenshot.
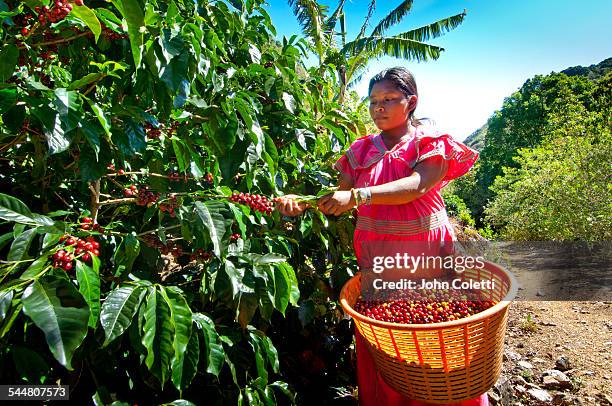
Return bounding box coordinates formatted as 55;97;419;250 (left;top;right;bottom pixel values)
275;172;354;217
318;156;448;215
337;172;354;191
368;156;448;205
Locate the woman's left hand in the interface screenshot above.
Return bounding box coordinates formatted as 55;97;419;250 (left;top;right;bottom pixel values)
317;191;355;216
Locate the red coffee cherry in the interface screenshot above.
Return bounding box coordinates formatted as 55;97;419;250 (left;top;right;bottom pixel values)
159;194;178;217
354;289;497;324
229;192;274;215
190;248;212;262
136;186;160;207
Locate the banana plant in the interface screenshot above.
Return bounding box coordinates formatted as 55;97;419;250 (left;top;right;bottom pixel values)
288;0;467;103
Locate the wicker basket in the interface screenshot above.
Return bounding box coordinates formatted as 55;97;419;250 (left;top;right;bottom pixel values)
340;261;517;404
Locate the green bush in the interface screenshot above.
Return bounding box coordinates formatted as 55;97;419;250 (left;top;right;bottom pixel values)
0;1;365;404
442;192;475;227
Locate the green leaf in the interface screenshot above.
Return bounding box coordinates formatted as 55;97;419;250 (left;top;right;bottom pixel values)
22;277;90;370
260;334;280;374
370;0;415;37
28;104;67;155
192;313;225;377
11;346;50;384
299;213;312;237
40;88;82;154
0;302;22;339
161;50;190;93
269;381;294;402
0;45;18;82
161;401;196;406
86;100;111;137
113;235;140;273
7;227;36;261
19;256;49;280
281;92;295;113
171;138;188;172
67;72;104;91
111;0;145;69
248;43;261;63
194;201;226;258
159;286;193;392
0;195;58;231
241;253;286;266
245;387;263;405
13;224;26;238
396;12;467;43
272;265;290;315
248;332;268;385
100;284;146;346
0;231;13;251
118;118;146;156
237;292;258;329
79;133;111;181
0;87;17;114
53;88;81;124
219;138;249;181
177;328;199;392
219;260;247;300
228;204;247;237
0;193;33;224
71;4;102;43
42;232;62;249
255;271;274;321
142;287;175;387
0;290;13;322
76;259;101;328
278;263;299;306
159;27;184;62
91;60;128;77
341;35;443;63
2;104;25;132
95;8;123;27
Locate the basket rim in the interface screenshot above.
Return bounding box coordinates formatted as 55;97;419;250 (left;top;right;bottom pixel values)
340;259;518;331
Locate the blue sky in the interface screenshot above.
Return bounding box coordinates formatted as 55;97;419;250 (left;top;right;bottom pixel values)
263;0;612;141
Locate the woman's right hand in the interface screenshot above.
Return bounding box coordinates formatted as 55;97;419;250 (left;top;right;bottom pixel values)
274;194;310;217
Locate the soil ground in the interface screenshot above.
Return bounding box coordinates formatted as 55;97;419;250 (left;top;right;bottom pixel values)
495;300;612;405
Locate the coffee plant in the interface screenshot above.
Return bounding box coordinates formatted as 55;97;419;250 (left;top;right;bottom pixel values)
0;0;366;404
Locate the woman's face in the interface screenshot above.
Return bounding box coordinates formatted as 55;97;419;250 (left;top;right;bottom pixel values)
368;80;416;131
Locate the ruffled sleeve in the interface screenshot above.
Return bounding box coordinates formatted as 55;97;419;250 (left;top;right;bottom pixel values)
333;134;386;182
414;132;479;188
333;153;356;182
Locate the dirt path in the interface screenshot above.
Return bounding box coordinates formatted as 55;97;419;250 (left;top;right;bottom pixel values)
491;300;612;405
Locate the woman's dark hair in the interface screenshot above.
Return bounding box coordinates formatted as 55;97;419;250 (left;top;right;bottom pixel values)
368;67;422;126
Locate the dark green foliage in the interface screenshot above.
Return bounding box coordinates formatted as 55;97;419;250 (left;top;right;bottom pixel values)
0;0;365;404
454;64;611;232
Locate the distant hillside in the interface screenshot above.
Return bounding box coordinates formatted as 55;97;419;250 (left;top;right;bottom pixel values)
561;57;612;81
464;57;611;151
464;123;487;151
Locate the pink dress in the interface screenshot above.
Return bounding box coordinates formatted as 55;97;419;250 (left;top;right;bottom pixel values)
334;126;486;406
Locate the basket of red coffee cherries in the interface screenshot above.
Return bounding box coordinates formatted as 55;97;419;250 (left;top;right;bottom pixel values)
340;261;517;404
